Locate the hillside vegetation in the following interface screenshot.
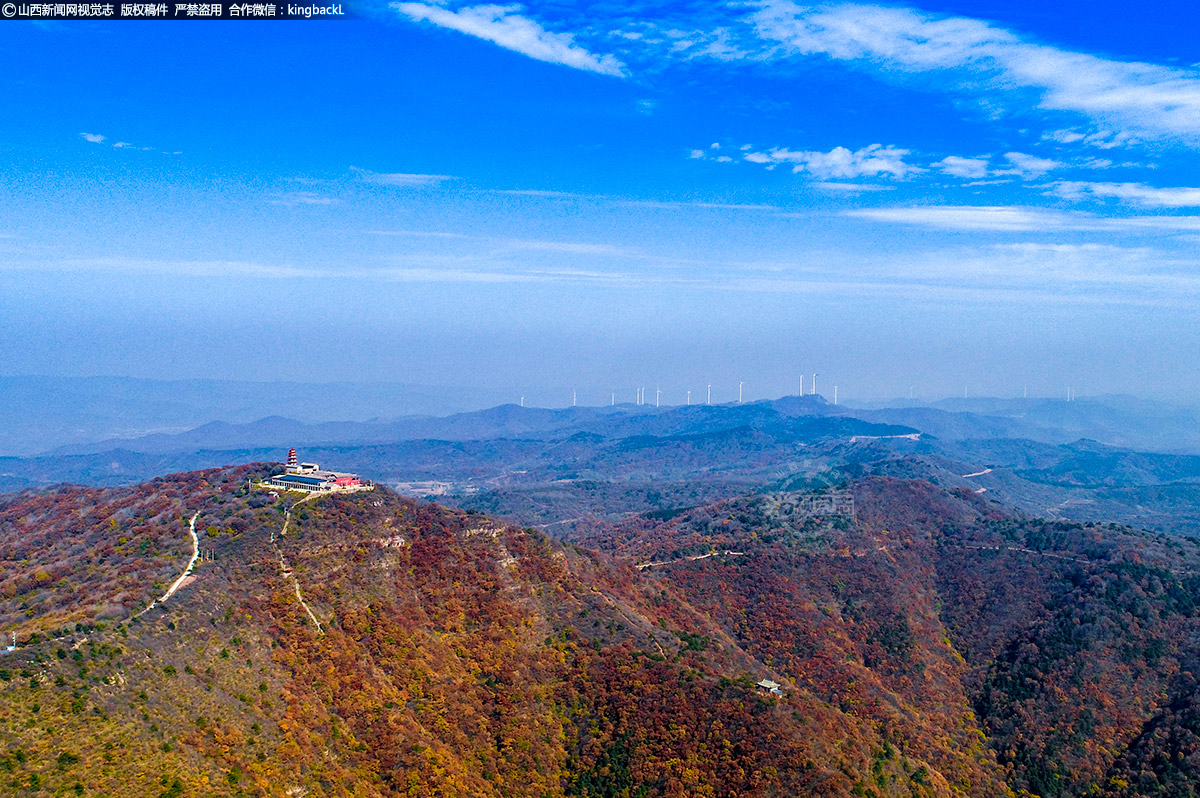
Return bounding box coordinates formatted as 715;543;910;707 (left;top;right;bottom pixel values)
3;468;1200;796
574;478;1200;797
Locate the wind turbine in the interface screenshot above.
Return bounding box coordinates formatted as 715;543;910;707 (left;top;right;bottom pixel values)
572;389;577;407
738;381;744;403
811;373;818;396
833;385;838;405
686;390;691;406
707;384;711;405
656;387;661;408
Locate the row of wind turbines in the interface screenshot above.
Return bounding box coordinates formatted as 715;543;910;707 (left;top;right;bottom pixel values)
519;378;1083;409
544;373;838;409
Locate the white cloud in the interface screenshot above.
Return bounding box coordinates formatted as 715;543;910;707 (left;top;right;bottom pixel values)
493;188;589;199
267;191;340;207
620;199;783;212
742;143;919;179
350;167;457;186
845;203;1200;234
689;149;706;159
7;257;319;280
813;181;895;192
1043;129;1086;144
498;238;634;256
1112;216;1200;233
365;230;469;239
6;255;655;288
1001;152;1063;178
1051;181;1200;207
79;132;163;152
747;2;1200;143
394;3;627;77
936;156;989;178
1043;129;1135;149
845;205;1088;231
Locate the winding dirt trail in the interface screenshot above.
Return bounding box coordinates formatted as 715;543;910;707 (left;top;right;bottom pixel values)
636;550;746;570
273;494;325;635
137;511;200;617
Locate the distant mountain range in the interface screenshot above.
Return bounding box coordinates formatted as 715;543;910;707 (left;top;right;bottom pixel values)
6;375;1200;459
6;390;1200;537
0;375;509;456
31;391;1200;459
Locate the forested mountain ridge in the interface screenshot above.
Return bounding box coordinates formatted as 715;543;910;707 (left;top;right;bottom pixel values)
0;467;962;797
574;478;1200;797
4;467;1200;796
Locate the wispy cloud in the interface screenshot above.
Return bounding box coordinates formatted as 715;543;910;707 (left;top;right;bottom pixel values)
11;241;1200;307
365;230;469;239
741;143;920;179
1109;216;1200;233
744;2;1200;144
3;255;654;287
6;257;319;279
389;2;1200;146
813;181;895;192
78;131;172;153
493;188;591;199
706;141;1091;185
267;191;340;207
350;166;457;187
1050;181;1200;208
370;266;642;284
845;205;1082;232
488;189;788;212
845;203;1200;234
1042;128;1133;149
1000;152;1063;178
393;2;627;77
497;239;635;256
617;199;784;212
935;156;989;179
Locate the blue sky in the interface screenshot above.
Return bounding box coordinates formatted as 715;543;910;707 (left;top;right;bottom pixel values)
2;1;1199;407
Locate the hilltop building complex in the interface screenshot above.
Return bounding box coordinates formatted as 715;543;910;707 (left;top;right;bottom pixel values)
261;448;372;493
